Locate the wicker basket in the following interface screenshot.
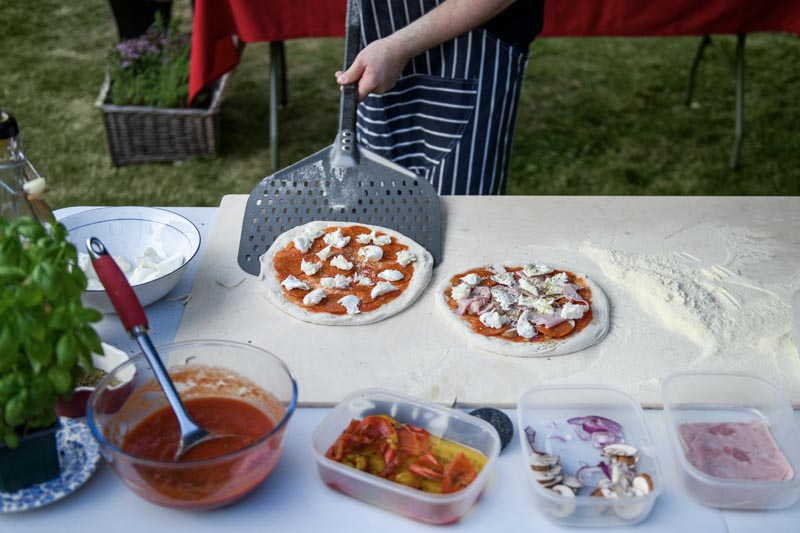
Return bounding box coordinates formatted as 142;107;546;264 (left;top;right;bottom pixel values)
96;73;231;166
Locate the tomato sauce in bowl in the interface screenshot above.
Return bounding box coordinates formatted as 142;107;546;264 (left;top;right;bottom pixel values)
87;340;297;510
122;397;275;461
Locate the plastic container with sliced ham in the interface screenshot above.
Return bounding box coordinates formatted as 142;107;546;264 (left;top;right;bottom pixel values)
516;384;662;527
662;371;800;510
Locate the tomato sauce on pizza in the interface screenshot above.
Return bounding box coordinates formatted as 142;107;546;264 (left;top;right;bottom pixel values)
444;265;594;343
272;225;415;314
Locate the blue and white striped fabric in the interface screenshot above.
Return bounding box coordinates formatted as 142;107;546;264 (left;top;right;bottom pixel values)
356;0;530;195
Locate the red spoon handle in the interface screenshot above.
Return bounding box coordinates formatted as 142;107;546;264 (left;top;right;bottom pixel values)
88;239;148;332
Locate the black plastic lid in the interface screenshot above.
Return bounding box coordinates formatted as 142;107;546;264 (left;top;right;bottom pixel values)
0;111;20;140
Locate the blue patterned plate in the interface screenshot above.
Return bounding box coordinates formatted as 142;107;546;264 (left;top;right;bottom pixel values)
0;417;101;512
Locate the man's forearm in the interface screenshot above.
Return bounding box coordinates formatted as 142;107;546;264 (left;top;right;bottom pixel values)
385;0;516;60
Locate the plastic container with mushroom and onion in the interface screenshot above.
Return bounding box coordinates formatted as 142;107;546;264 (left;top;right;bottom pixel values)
517;384;662;527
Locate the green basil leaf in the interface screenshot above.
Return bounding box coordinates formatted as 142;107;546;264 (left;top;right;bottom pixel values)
0;265;26;280
48;307;71;331
4;392;27;426
17;312;46;342
4;431;19;448
0;324;16;357
28;375;52;406
0;237;22;267
0;374;17;396
22;336;49;373
56;334;79;370
47;367;72;394
16;220;45;240
77;326;102;355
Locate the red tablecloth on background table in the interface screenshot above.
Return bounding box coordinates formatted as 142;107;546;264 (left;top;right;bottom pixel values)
190;0;347;102
189;0;800;102
540;0;800;38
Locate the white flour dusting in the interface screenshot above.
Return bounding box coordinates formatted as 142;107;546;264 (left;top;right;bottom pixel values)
580;224;794;375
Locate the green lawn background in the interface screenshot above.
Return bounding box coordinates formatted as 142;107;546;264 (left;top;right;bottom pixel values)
2;0;798;210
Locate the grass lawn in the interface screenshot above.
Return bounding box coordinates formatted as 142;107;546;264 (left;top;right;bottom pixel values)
2;0;799;210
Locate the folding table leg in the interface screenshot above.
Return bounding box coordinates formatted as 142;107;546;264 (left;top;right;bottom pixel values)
686;35;712;106
729;34;746;171
685;33;747;170
269;41;286;172
279;41;288;108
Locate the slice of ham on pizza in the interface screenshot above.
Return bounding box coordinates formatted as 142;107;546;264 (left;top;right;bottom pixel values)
436;262;610;357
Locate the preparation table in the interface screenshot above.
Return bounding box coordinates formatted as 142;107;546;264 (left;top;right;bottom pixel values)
175;195;800;408
2;202;798;531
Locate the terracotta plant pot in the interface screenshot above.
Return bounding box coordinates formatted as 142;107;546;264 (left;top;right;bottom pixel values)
0;422;60;492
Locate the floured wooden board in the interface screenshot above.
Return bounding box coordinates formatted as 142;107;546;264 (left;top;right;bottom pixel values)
175;195;800;407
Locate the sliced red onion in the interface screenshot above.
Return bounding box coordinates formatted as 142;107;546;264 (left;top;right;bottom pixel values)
575;464;610;488
546;431;571;443
590;430;618;448
524;426;546;455
567;417;591;441
581;416;624;438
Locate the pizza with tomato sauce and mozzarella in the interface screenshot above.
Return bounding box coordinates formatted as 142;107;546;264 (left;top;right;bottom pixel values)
436;262;609;356
259;221;433;325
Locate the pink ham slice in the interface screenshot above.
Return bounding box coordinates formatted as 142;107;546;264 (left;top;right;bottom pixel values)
678;421;794;481
562;283;587;303
528;312;567;329
454;286;494;316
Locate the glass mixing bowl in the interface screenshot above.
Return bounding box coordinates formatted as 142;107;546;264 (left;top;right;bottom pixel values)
87;340;297;510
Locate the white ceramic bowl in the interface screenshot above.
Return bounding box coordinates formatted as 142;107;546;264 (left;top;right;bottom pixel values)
59;206;201;313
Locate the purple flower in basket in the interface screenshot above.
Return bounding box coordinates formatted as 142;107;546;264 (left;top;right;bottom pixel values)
107;15;195;109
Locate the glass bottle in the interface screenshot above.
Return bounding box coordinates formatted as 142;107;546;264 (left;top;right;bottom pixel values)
0;110;54;224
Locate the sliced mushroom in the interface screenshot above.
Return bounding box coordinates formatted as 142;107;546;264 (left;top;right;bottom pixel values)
602;444;639;466
561;473;583;491
632;473;653;495
538;474;564;488
610;461;635;487
613;501;649;521
531;464;563;481
550;484;575;498
529;452;561;470
548;484;577;518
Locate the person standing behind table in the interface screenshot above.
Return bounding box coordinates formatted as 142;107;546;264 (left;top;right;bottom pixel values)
335;0;545;195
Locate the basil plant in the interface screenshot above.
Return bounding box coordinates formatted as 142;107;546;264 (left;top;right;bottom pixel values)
0;216;102;447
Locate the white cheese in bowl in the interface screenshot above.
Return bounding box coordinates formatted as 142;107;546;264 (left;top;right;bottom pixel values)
78;246;186;289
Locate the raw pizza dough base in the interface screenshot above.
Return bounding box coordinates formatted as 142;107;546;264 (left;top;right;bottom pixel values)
260;221;433;326
435;263;610;357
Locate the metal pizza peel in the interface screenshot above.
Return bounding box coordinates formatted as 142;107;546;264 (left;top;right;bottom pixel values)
237;0;442;275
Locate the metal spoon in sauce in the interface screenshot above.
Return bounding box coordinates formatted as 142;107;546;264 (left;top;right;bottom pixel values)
87;237;232;460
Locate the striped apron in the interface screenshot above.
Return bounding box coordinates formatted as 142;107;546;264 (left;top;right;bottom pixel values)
356;0;530;195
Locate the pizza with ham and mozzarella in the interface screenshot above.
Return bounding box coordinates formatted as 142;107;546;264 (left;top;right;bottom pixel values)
259;221;433;325
436;262;609;356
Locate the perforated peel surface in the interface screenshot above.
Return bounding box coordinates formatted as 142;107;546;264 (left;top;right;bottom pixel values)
238;148;442;275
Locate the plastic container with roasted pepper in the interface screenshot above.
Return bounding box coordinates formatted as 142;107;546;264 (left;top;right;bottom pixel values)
311;389;501;524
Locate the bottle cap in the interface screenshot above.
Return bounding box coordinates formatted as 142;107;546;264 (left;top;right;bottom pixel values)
0;111;20;140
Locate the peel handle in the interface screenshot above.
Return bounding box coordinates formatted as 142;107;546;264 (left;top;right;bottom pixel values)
331;0;361;168
792;289;800;356
86;237;147;332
